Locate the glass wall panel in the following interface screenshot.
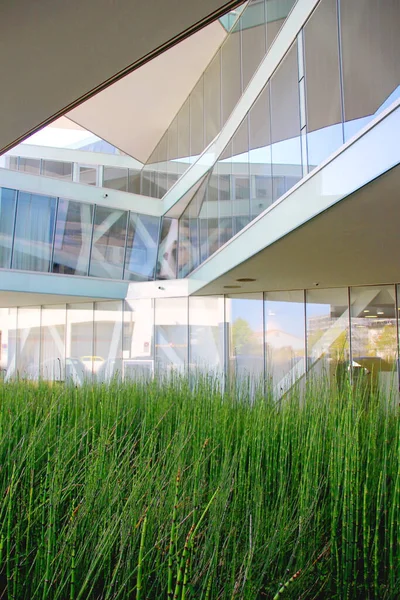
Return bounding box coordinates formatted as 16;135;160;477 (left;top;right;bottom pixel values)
123;298;154;379
42;160;72;181
0;188;17;268
227;293;264;382
103;166;128;192
270;44;302;202
6;156;18;171
156;218;178;279
306;288;349;388
157;133;168;197
17;306;41;380
18;158;41;175
216;143;233;250
40;305;66;381
78;165;97;185
189;296;225;375
266;0;296;50
350;285;398;396
0;308;17;380
167;115;179;190
205;167;220;257
221;27;241;125
66;303;94;384
52;199;93;276
128;169;141;194
12;192;57;272
204;51;221;146
240;0;267;91
231;117;250;234
124;213;159;281
155;297;188;374
190;77;205;160
94;301;123;382
341;0;400;141
178;98;190;161
304;0;343;169
89;206;128;279
249;84;272;218
265;290;305;396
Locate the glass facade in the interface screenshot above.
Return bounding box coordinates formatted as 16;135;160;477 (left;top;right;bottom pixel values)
2;285;398;398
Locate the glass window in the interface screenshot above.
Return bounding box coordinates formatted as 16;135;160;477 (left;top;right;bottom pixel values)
216;143;233;249
204;51;221;146
103;166;128;192
66;303;94;384
42;160;72;181
17;306;41;380
266;0;296;50
128;169;141;194
177;98;190;161
306;288;350;388
156;218;178;280
6;156;18;171
0;188;17;269
190;76;205;160
265;290;305;396
124;213;159;281
0;308;17;380
89;206;128;279
157;133;168;198
227;293;264;386
240;0;267;91
167;116;179;190
40;305;66;381
52;199;93;276
221;28;241;125
12;192;57;272
189;296;225;375
123;299;154;379
94;301;123;383
155;297;188;374
18;157;41;175
78;165;97;186
304;0;343;170
341;0;400;141
232;117;250;234
270;44;302;202
350;285;398;396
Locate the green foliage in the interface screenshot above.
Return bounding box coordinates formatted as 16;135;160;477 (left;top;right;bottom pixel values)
0;378;399;599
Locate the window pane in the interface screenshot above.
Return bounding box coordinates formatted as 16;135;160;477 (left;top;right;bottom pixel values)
66;303;94;384
52;199;93;276
167;116;179;190
103;166;128;192
341;0;400;141
155;297;188;374
231;117;250;234
350;285;398;396
270;44;302;202
189;296;225;375
40;305;66;381
304;0;343;169
78;165;97;185
0;188;16;268
156;218;178;280
190;77;205;159
12;192;57;272
221;28;241;125
17;306;41;380
265;290;305;396
123;299;154;379
89;206;128;279
204;51;221;146
266;0;296;50
306;288;350;388
240;0;267;90
128;169;141;194
18;158;41;175
177;98;190;161
0;308;17;380
42;160;72;181
249;84;273;220
124;213;159;281
94;301;123;383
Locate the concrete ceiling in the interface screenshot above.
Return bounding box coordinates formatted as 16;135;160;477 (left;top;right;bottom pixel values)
0;0;242;157
195;165;400;295
68;21;227;162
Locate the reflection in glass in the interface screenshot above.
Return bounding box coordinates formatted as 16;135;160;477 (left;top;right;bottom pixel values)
12;192;57;272
304;0;343;169
221;27;241;126
124;213;159;281
266;0;297;50
189;296;225;375
17;306;41;380
42;160;72;181
227;293;264;382
350;285;397;396
249;84;273;219
156;218;178;279
78;165;97;185
103;166;128;192
94;301;123;382
306;288;349;388
155;297;188;374
190;77;205;160
231;117;250;234
40;305;66;381
270;44;302;202
240;0;266;90
89;206;128;279
265;290;305;396
341;0;400;141
0;308;17;380
53;199;93;275
18;158;41;175
66;303;94;384
123;299;154;379
0;188;17;268
204;52;221;146
128;169;141;194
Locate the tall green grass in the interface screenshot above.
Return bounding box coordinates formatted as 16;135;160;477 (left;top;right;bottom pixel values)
0;377;399;599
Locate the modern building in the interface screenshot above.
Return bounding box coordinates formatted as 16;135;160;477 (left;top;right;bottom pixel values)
0;0;399;397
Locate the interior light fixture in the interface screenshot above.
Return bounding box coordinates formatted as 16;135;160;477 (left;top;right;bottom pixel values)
236;278;256;282
224;285;241;289
363;310;370;313
377;311;384;315
365;315;377;318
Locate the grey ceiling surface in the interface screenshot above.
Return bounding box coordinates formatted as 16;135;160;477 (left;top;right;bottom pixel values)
0;0;241;155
